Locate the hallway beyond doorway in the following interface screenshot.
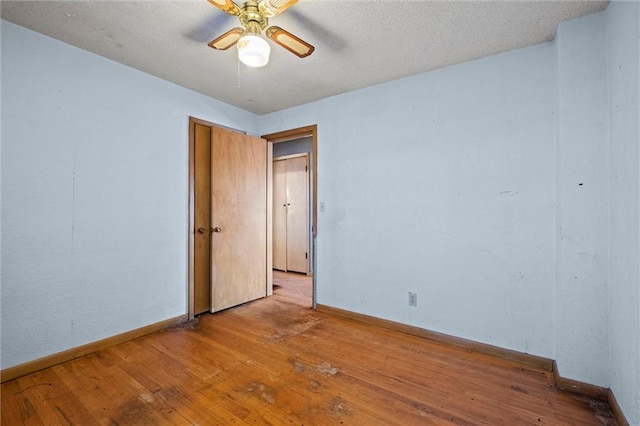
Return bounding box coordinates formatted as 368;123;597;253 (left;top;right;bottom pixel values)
273;270;312;307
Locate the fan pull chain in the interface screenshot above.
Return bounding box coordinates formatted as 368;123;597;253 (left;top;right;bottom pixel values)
237;54;241;88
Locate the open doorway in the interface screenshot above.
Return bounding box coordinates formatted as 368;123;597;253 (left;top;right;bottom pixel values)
263;125;318;309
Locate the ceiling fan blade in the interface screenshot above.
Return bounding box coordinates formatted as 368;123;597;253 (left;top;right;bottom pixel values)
208;27;245;50
259;0;298;17
266;26;314;58
207;0;242;16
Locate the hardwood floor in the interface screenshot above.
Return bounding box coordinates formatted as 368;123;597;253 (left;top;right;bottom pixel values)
272;270;312;307
2;272;616;425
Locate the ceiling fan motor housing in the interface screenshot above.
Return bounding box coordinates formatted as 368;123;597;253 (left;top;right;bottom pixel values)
240;1;269;34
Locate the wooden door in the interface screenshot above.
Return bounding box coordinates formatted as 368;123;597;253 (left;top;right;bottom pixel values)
273;160;287;271
211;127;268;312
285;156;309;273
193;123;212;315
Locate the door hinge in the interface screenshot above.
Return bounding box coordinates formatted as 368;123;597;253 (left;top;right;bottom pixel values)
305;166;308;172
305;252;308;259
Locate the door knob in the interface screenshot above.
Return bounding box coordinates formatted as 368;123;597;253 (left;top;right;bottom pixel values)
213;227;222;233
197;227;206;234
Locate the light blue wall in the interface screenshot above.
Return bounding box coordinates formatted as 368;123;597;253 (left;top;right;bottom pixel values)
607;1;640;424
555;12;609;386
0;21;259;369
262;42;558;360
273;137;312;158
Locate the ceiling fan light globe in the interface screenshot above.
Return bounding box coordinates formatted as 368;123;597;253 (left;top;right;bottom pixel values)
237;34;270;67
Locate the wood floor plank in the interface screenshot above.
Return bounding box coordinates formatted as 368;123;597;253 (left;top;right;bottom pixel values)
1;272;617;425
1;380;44;426
191;319;413;425
119;351;255;425
27;367;99;425
11;375;70;425
215;301;531;424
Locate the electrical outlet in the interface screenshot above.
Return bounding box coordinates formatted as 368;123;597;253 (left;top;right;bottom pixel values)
408;292;417;307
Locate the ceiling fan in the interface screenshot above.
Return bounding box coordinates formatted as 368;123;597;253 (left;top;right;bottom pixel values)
207;0;315;68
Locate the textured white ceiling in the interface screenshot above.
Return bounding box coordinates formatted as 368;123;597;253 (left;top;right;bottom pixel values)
1;0;607;115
